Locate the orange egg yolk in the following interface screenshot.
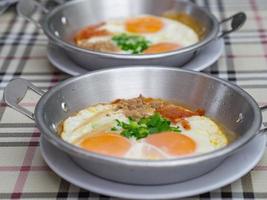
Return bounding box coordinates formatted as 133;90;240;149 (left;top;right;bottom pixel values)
126;16;164;33
144;43;181;54
146;132;196;156
79;132;131;157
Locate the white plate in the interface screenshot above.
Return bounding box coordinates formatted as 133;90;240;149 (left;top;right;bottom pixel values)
40;134;265;200
47;39;224;76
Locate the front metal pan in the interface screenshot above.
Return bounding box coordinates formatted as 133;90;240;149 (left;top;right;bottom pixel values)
4;67;264;185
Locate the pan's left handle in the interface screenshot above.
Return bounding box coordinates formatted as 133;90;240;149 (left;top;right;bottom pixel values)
16;0;48;29
3;78;45;120
16;0;64;29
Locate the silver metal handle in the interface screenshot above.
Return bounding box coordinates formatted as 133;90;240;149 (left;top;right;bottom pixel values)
218;12;247;38
256;105;267;136
260;104;267;111
0;1;13;16
257;128;267;136
3;78;45;120
16;0;48;29
229;105;267;156
16;0;64;28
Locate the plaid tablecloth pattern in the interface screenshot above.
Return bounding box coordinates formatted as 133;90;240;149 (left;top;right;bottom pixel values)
0;0;267;199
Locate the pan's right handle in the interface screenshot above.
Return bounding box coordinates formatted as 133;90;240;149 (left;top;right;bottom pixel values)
256;105;267;136
16;0;64;29
3;78;45;120
218;12;247;38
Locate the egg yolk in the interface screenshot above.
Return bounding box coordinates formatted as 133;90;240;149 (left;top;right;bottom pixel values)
144;43;181;54
146;132;196;156
79;132;131;157
126;16;164;33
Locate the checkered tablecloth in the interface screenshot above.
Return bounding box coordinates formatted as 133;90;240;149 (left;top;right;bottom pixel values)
0;0;267;199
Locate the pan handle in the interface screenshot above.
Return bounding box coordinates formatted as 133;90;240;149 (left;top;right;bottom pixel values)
229;105;267;156
3;78;45;120
16;0;48;29
218;12;247;38
16;0;64;29
256;105;267;136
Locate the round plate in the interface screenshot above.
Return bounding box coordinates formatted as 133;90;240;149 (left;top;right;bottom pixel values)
47;39;224;76
40;134;265;200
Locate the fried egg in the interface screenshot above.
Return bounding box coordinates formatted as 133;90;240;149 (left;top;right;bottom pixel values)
61;104;128;144
60;98;228;160
145;117;227;157
178;116;227;153
75;15;199;54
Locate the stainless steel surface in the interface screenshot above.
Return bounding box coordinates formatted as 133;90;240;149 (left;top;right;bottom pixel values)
0;0;17;15
16;0;48;29
4;67;263;185
260;104;267;111
17;0;246;69
257;128;267;136
218;12;247;38
256;105;267;136
0;3;10;15
3;78;45;120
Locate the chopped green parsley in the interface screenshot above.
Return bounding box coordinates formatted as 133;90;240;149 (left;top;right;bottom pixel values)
112;33;150;54
112;113;181;139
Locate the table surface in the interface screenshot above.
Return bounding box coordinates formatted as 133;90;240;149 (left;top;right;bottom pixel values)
0;0;267;199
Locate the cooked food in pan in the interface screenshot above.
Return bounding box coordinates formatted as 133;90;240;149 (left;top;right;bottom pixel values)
74;14;200;54
59;96;229;160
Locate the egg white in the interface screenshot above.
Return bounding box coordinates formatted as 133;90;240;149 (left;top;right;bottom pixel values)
175;116;228;154
139;16;199;47
61;104;128;144
125;139;170;160
101;18;126;34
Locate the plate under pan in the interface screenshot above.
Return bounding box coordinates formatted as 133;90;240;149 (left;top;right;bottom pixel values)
40;134;265;199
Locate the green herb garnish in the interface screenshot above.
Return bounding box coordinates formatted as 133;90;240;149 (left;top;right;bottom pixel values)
111;127;118;131
112;113;181;139
112;33;150;54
